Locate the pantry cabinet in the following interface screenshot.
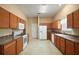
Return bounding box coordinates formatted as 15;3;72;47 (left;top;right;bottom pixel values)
10;13;18;29
16;37;23;54
0;7;10;28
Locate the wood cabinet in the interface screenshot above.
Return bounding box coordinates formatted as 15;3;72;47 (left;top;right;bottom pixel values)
10;13;18;29
60;38;66;54
54;35;57;47
0;7;10;28
56;36;61;49
4;40;16;55
67;13;73;28
47;31;52;40
67;9;79;28
16;37;23;54
66;40;75;55
75;43;79;55
52;21;60;29
73;10;79;28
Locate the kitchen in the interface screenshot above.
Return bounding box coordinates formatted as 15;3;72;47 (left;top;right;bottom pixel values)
0;4;79;55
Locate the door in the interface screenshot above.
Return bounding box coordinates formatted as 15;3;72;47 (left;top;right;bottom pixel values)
31;24;38;39
39;26;47;40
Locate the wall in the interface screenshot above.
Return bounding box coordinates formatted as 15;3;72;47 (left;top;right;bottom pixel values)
39;17;53;24
27;17;38;41
0;4;26;20
53;4;79;36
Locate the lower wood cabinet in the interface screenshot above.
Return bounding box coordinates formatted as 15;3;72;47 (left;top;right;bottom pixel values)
74;43;79;55
0;40;16;55
66;40;75;55
4;40;16;55
54;35;79;55
47;31;52;40
0;36;23;55
60;38;66;54
16;37;23;54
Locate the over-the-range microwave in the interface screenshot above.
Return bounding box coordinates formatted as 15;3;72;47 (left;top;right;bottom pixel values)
18;23;24;29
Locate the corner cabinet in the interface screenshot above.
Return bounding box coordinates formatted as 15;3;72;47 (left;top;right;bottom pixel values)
0;7;10;28
10;13;18;29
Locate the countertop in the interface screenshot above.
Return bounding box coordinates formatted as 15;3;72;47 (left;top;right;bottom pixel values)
55;34;79;43
0;35;22;45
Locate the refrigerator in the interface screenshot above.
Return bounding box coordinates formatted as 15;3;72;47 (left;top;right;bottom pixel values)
39;25;47;40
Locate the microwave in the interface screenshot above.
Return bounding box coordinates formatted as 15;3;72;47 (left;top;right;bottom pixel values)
18;23;24;29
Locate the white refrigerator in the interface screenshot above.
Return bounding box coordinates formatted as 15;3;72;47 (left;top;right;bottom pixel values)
39;26;47;40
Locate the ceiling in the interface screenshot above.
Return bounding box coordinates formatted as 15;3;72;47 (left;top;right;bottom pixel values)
16;4;65;17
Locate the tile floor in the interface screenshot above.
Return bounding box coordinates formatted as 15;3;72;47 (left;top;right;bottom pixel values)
20;39;62;55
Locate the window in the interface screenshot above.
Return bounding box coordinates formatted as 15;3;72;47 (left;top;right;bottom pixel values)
60;17;67;31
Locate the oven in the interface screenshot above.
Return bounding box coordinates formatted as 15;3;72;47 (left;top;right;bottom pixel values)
22;35;27;49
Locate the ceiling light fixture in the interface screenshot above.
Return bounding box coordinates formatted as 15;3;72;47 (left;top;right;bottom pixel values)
58;4;62;6
39;5;48;13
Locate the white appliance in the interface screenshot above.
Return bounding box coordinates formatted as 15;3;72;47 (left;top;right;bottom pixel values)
22;35;28;49
18;23;24;29
39;26;47;40
52;33;54;43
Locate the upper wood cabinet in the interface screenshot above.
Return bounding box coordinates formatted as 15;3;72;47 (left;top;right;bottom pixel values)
0;7;10;28
10;13;18;29
73;10;79;28
67;9;79;29
52;21;61;29
67;13;73;28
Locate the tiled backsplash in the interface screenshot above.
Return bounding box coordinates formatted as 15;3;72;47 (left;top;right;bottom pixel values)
0;29;12;37
61;29;79;36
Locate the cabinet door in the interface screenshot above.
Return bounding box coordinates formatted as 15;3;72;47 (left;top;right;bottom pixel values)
47;31;51;40
60;38;66;54
73;10;79;28
54;35;57;46
57;36;61;49
67;13;73;28
16;37;23;54
10;13;18;29
75;43;79;55
4;41;16;55
66;40;75;55
0;7;9;28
